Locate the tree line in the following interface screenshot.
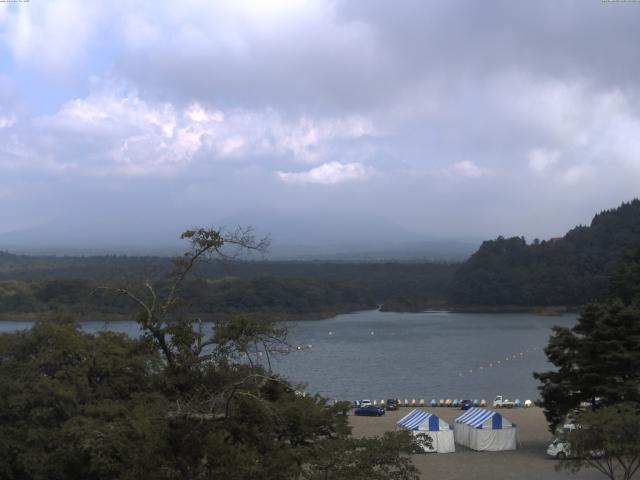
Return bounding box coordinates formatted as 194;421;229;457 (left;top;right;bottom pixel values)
449;199;640;307
0;253;457;318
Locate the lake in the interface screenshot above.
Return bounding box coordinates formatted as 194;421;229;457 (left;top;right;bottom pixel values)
0;310;576;403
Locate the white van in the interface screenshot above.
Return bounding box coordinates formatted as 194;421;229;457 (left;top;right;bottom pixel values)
547;423;576;459
546;424;603;460
546;438;571;459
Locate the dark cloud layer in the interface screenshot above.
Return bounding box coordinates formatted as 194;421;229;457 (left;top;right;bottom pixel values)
0;1;639;251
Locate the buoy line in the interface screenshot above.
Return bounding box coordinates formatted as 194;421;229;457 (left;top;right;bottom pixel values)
456;345;545;378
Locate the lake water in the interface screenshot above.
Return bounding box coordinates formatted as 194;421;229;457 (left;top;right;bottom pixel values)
0;310;576;403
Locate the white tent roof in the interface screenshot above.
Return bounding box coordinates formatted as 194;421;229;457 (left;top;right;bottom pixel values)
455;407;514;429
397;409;452;431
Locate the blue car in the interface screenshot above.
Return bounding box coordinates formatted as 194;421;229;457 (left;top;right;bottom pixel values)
354;405;385;416
460;399;472;410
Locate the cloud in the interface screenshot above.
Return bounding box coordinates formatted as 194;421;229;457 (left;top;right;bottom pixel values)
0;115;16;128
2;1;640;245
3;1;103;77
452;160;491;178
111;0;640;116
277;161;373;185
0;82;376;177
561;165;595;186
528;148;560;174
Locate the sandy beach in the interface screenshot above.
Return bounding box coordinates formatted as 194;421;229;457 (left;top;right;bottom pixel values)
349;406;602;480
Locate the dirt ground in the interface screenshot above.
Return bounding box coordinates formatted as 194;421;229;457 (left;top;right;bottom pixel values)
349;406;603;480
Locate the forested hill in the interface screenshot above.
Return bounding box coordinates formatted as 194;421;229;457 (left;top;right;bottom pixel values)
0;253;457;319
449;199;640;307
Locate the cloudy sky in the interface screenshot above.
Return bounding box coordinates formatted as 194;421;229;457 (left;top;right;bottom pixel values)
1;0;639;251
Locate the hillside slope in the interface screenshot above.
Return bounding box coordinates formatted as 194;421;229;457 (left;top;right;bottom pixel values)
449;199;640;307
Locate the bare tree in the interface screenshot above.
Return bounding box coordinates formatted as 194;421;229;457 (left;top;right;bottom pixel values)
94;226;271;369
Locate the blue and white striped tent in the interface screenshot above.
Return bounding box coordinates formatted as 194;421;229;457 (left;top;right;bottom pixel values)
397;409;455;453
454;408;518;451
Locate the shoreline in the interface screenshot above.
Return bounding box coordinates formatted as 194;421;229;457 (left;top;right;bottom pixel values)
0;307;376;323
449;305;581;315
0;304;581;322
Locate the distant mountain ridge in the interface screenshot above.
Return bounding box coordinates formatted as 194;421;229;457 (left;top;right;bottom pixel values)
0;210;477;261
449;199;640;307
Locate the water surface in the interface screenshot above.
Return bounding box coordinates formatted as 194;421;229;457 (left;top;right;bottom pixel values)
276;310;576;402
0;310;576;402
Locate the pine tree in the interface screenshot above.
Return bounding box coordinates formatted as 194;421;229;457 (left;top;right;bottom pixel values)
534;254;640;432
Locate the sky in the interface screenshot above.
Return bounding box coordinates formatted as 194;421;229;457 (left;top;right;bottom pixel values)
1;0;640;252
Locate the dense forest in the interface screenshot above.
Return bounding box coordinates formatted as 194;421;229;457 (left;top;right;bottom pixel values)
449;199;640;307
0;252;457;319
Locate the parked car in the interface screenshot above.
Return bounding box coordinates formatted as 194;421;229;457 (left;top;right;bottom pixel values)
547;424;603;459
547;438;571;459
493;395;515;408
460;399;472;410
385;399;399;411
354;405;385;416
579;397;604;409
360;399;372;408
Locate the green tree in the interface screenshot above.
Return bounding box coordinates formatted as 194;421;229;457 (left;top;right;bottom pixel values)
0;315;167;480
535;252;640;435
557;403;640;480
534;299;640;431
304;431;425;480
